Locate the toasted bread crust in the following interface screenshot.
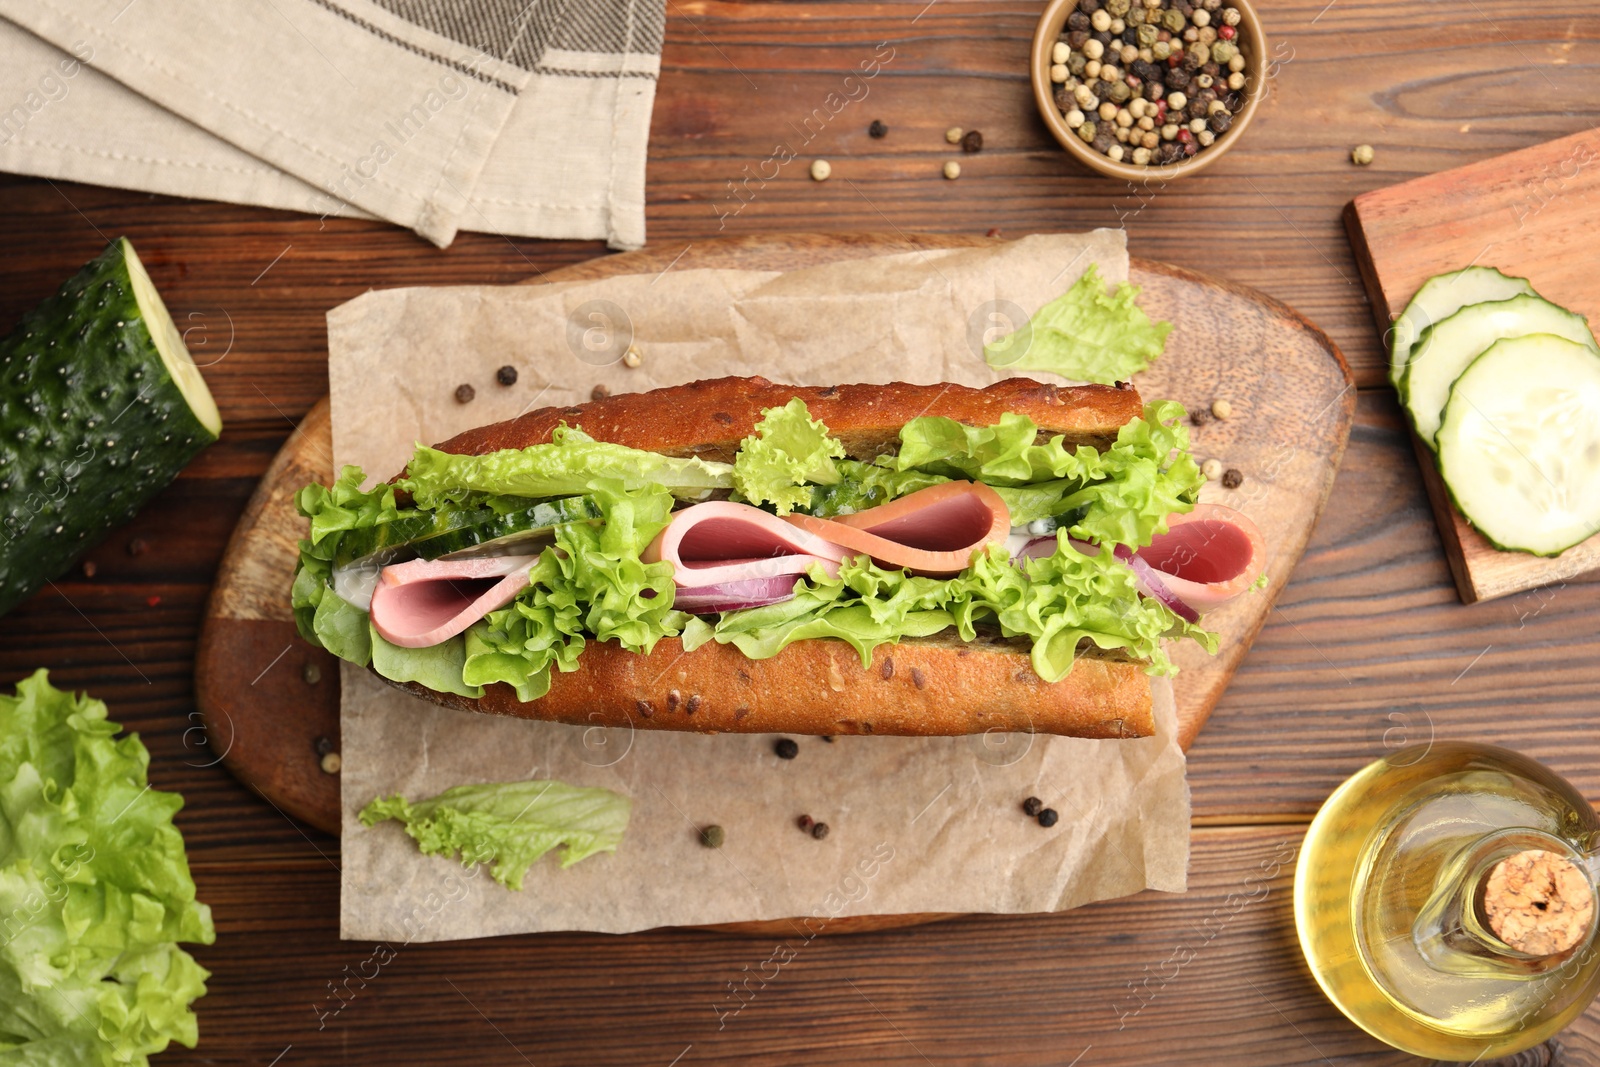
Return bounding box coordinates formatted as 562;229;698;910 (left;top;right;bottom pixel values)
385;377;1156;739
432;376;1143;463
396;636;1154;738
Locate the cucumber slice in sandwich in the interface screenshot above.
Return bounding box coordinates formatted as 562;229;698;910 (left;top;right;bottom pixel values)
1389;267;1536;390
1402;294;1599;446
1436;334;1600;556
332;494;601;609
0;238;220;616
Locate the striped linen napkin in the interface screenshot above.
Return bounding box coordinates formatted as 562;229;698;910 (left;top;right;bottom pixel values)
0;0;662;248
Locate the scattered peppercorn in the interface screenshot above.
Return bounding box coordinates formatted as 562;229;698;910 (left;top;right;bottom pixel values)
1201;457;1223;481
810;159;832;181
146;595;161;607
303;661;322;684
495;364;519;386
622;345;643;368
986;227;1002;237
798;814;814;831
775;737;799;759
320;752;342;775
1189;407;1211;426
1037;807;1060;828
1022;796;1044;816
81;560;97;578
943;160;962;180
1222;468;1244;489
591;383;611;401
700;825;726;848
127;537;147;557
868;119;888;138
821;735;835;742
1211;397;1233;420
811;821;831;840
961;129;984;153
454;383;476;404
315;735;334;756
945;126;964;144
1352;143;1375;166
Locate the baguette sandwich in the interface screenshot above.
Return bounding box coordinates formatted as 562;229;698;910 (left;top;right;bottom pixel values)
292;376;1265;738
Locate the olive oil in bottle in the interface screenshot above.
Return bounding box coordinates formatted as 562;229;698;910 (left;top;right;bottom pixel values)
1295;743;1600;1060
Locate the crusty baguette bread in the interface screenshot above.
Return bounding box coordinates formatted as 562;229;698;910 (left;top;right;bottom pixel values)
383;377;1156;738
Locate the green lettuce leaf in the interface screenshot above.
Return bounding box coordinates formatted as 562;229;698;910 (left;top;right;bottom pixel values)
291;464;398;653
371;624;483;699
984;263;1172;383
704;544;1213;679
462;479;681;700
359;780;631;890
398;425;733;509
732;398;847;515
891;401;1203;546
0;671;215;1067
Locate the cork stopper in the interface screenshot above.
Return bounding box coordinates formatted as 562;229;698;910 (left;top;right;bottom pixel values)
1482;849;1595;957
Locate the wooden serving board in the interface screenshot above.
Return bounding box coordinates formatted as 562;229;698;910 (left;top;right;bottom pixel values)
1345;126;1600;604
196;233;1354;859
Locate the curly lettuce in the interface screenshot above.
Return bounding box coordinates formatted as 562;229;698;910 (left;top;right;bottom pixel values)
894;400;1203;546
732;397;846;515
984;263;1172;383
461;478;683;701
0;671;215;1066
399;424;733;509
360;779;630;891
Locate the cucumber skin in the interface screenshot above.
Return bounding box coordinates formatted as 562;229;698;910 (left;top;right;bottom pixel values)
0;239;217;615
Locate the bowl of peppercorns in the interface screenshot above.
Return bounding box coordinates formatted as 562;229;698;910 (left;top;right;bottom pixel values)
1031;0;1266;179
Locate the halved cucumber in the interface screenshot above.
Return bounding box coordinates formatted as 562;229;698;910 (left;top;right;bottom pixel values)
334;494;600;568
1389;267;1536;389
0;238;221;616
1402;294;1599;446
1436;334;1600;556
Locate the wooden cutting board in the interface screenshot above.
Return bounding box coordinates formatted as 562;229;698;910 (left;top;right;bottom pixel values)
1345;126;1600;604
195;233;1354;861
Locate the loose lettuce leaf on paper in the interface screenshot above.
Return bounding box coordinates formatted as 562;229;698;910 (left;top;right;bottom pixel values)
0;671;215;1067
360;780;632;890
892;401;1204;546
399;425;734;509
732;397;847;515
984;263;1172;383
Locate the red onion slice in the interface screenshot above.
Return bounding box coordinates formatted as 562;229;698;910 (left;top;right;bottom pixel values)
673;575;800;614
1113;544;1201;624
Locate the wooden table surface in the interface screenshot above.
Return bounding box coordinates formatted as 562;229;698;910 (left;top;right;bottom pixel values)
2;1;1597;1064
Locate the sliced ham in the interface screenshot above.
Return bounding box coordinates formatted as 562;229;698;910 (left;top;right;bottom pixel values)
1133;503;1267;612
643;501;851;588
785;481;1011;577
369;555;539;649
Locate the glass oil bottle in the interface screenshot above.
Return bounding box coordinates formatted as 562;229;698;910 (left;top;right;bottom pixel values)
1295;742;1600;1060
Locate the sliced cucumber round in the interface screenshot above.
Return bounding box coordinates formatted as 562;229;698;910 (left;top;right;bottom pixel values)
1436;334;1600;556
1389;267;1536;389
1402;294;1599;446
334;494;600;568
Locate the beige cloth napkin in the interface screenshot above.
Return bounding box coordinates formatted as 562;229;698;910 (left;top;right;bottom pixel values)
0;0;659;247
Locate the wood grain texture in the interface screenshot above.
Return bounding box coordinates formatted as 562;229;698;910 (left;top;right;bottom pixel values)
2;0;1600;1062
193;235;1350;841
1346;126;1600;604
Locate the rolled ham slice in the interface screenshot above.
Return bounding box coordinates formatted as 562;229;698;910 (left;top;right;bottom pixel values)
785;481;1011;577
643;501;851;587
1133;503;1266;612
369;555;539;649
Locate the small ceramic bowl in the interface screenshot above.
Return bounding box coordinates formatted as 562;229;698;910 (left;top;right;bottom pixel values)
1031;0;1267;181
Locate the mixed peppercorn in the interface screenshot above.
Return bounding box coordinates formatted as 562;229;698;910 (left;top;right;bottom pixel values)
1050;0;1250;167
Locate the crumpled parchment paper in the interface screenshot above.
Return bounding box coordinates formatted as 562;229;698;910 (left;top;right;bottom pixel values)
330;230;1190;939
